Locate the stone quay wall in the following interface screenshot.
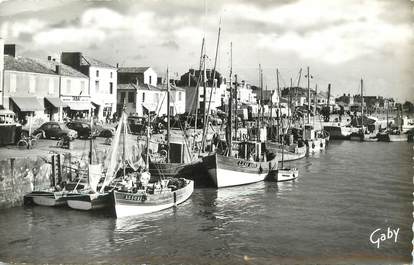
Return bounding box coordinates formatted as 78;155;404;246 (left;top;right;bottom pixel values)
0;156;52;208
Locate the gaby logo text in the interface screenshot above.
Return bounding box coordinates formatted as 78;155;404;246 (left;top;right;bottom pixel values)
369;227;399;248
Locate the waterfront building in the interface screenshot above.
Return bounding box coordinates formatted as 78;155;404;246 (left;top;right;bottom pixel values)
61;52;117;121
35;56;91;120
177;69;227;114
117;67;186;116
3;45;64;124
0;39;3;109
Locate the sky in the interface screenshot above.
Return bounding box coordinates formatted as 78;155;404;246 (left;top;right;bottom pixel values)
0;0;412;101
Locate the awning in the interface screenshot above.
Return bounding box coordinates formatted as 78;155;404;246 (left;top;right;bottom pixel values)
11;97;44;112
66;101;94;111
45;97;67;108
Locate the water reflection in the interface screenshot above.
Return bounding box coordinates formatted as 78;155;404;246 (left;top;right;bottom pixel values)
0;142;411;264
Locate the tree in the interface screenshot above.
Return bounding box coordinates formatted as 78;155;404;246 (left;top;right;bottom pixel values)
403;101;414;113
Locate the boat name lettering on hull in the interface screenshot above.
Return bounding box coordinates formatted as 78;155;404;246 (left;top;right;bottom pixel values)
124;194;144;201
236;161;257;168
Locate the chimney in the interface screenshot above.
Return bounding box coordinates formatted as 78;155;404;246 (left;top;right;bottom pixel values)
116;63;119;68
47;56;52;61
55;65;61;75
4;44;16;57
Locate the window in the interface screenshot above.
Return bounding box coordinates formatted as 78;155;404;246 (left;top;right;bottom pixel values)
149;76;152;85
178;91;182;101
142;92;145;102
10;74;16;93
110;72;113;78
95;80;99;92
48;78;54;94
29;75;36;93
96;70;99;77
128;92;135;103
120;92;126;103
66;79;71;94
109;82;113;94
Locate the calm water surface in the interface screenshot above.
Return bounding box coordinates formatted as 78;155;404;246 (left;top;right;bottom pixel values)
0;141;412;264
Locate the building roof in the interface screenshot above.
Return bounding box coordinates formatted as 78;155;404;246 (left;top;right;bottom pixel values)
118;67;150;73
117;83;138;90
81;55;115;69
4;55;56;75
34;58;88;78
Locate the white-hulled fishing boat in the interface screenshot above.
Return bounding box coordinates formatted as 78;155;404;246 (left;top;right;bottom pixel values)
202;150;277;188
202;66;278;188
112;75;194;217
112;176;194;218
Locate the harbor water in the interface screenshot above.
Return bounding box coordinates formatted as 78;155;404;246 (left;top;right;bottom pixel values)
0;141;412;264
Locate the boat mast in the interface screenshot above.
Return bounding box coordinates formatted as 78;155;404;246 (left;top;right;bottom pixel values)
276;68;280;142
307;66;310;124
361;78;364;134
277;70;283;168
234;75;238;139
145;106;150;170
289;78;292;128
386;99;389;130
227;42;233;156
260;66;264;133
202;55;207;142
202;21;221;152
194;38;205;146
167;68;171;163
122;102;126;178
313;84;317;128
257;64;262;142
89;107;93;164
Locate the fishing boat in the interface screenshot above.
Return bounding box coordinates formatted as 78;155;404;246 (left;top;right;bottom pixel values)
323;123;353;140
66;107;138;211
273;76;299;182
304;125;329;153
202;63;278;188
266;141;306;161
112;175;194;218
111;88;194;218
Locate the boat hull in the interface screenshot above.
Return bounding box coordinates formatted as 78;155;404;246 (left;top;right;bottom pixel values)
266;143;307;162
202;153;278;188
113;180;194;218
306;138;327;153
67;192;112;211
377;133;408;142
276;168;299;182
24;191;73;207
323;125;352;140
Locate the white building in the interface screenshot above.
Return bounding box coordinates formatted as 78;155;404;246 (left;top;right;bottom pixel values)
36;56;91;120
0;39;3;108
118;83;186;117
61;52;117;120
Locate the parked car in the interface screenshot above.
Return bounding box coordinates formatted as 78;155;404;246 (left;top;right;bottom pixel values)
66;121;98;139
93;121;115;137
32;122;77;140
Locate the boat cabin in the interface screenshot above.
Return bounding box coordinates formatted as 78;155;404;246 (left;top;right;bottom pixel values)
0;110;22;145
237;141;266;162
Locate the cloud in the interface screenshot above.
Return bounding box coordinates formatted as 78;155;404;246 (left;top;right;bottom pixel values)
161;40;179;50
1;19;46;39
